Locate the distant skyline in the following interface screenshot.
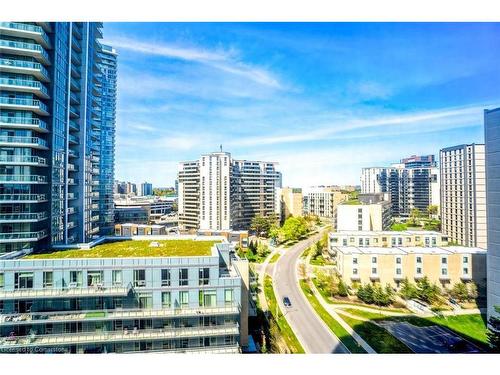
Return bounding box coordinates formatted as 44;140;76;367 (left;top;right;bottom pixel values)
104;22;500;188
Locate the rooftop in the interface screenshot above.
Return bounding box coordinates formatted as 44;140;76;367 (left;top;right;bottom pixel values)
24;239;218;259
333;246;486;255
331;230;444;236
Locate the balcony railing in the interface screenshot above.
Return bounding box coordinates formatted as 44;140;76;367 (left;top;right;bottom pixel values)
69;134;79;144
0;194;47;203
0;212;48;222
0;77;50;97
0;116;48;131
0;97;49;114
0;22;51;48
0;155;47;166
0;175;47;183
0;324;239;349
0;135;48;148
0;229;48;242
0;306;240;327
0;40;50;63
0;58;50;81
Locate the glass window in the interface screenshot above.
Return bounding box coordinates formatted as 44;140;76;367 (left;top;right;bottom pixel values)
199;268;210;286
463;267;469;275
179;269;188;286
161;269;171;287
417;267;422;274
441;268;448;276
112;270;122;286
342;239;348;246
463;256;469;264
224;289;234;306
179;291;189;307
43;271;53;288
0;273;4;289
162;292;171;308
70;271;82;287
353;258;358;265
441;257;447;264
372;257;377;264
138;293;152;308
396;257;401;264
416;257;422;264
372;268;377;274
134;269;146;287
15;272;33;289
199;289;217;307
87;271;103;287
353;268;358;275
396;268;402;275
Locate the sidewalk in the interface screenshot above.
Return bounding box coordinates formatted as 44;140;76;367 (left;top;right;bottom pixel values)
257;245;282;312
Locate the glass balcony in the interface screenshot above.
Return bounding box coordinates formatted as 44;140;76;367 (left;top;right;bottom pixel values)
71;52;82;66
71;37;82;52
0;212;48;223
67;178;78;185
69;134;79;144
68;149;79;158
0;283;132;301
67;221;76;229
0;116;49;132
0;155;47;166
0;135;48;149
0;229;48;243
0;22;51;49
0;97;49;116
70;78;81;92
69;120;80;132
0;78;49;99
0;194;47;203
69;105;80;118
0;306;240;327
0;58;50;82
72;24;82;40
69;91;80;105
89;226;100;234
67;163;77;171
67;192;78;200
91;215;99;222
0;40;50;65
0;324;239;349
0;175;47;183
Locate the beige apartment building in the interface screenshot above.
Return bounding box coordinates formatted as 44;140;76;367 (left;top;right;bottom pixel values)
329;230;449;248
278;187;303;220
440;144;487;249
303;187;349;219
335;194;391;231
332;245;486;290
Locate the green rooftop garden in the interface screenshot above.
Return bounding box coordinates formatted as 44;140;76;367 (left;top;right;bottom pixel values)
24;240;217;259
342;199;361;205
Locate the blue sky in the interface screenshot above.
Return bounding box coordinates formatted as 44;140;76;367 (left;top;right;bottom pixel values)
103;22;500;188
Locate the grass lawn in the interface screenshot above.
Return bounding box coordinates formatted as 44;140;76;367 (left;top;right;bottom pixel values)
85;311;107;318
300;280;366;353
390;223;408;231
310;255;335;266
337;312;413;353
425;314;488;346
340;308;388;320
269;252;281;263
25;240;217;259
264;276;304;354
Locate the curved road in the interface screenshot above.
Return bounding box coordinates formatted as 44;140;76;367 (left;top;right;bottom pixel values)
273;231;349;353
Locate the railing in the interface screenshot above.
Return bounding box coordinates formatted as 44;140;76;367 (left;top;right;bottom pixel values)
0;40;50;62
123;344;240;354
0;135;48;148
0;116;48;131
0;284;131;300
0;212;48;222
0;22;51;47
0;230;48;241
0;324;240;348
68;149;79;158
68;134;79;144
0;306;240;326
0;194;47;202
0;58;50;79
0;78;49;96
0;97;48;112
0;155;47;165
0;175;47;183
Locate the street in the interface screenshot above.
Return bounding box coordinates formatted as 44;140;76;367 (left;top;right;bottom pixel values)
273;231;349;353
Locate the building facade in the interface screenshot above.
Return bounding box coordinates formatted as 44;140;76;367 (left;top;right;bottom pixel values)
360;155;440;218
114;197;174;225
485;107;500;319
277;187;303;221
178;151;280;232
302;187;348;219
0;237;248;353
140;182;153;197
336;199;391;231
440;144;487;248
0;22;116;257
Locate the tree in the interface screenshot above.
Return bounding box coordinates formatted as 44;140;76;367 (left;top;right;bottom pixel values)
409;208;421;225
487;306;500;352
357;283;375;304
281;216;308;242
400;278;418;300
450;282;469;302
416;276;441;304
427;205;438;218
251;215;270;237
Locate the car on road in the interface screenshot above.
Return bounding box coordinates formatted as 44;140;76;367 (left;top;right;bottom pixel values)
283;296;292;307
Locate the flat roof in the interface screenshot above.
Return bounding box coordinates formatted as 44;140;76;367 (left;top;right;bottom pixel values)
332;230;443;236
333;245;486;255
24;239;220;259
444;246;487;254
401;246;451;255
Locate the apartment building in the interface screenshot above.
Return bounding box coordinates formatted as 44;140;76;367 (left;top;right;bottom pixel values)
178;151;280;232
485;107;500;319
440;144;487;249
329;230;449;249
277;187;303;221
336;193;391;231
114;223;168;236
114;197;175;224
0;237;249;353
0;22;116;257
140;182;153;197
331;244;486;290
303;187;348;219
360;155;440;217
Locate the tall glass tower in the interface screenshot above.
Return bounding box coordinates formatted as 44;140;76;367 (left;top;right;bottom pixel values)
0;22;116;256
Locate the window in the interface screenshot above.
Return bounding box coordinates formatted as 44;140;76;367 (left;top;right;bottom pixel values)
138;293;152;308
396;257;402;264
353;268;358;275
332;237;338;243
179;269;188;286
161;269;171;287
112;270;122;286
353;257;358;265
463;256;469;264
162;292;171;308
349;237;355;243
396;268;402;275
416;257;422;264
416;267;422;274
398;238;402;246
371;257;377;264
69;271;82;287
0;273;4;289
342;239;348;246
179;291;189;307
199;289;217;307
441;268;448;276
199;268;210;286
134;270;146;287
87;271;103;287
225;289;234;306
441;257;447;265
391;238;396;246
359;238;363;246
463;267;469;275
15;272;33;289
43;271;53;288
372;268;377;274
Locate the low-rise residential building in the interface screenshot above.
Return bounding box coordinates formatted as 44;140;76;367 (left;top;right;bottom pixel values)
197;230;249;249
0;237;248;353
114;197;175;224
335;193;391;231
277;187;303;221
331;244;486;290
329;230;449;248
114;224;168;236
303;187;349;219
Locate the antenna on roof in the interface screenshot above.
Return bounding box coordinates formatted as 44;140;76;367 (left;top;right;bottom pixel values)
220;144;223;152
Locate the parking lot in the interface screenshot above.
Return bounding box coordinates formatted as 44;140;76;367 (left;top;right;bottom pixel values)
378;321;482;353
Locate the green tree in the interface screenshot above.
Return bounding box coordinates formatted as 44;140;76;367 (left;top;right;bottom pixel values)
409;208;421;225
416;276;441;304
251;215;270;237
281;216;308;242
400;278;418;300
487;306;500;352
427;205;438;218
337;278;349;297
357;283;375;304
450;282;469;302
